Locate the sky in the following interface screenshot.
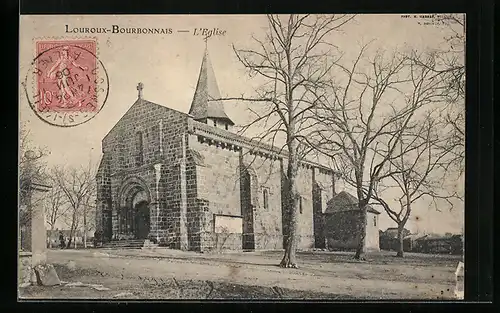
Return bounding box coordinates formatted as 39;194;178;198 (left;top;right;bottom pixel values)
19;14;465;234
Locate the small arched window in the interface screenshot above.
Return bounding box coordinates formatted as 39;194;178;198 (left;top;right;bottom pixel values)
263;189;269;210
135;131;144;166
299;196;303;214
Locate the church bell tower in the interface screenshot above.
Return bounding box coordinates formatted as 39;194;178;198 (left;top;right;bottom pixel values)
188;47;235;131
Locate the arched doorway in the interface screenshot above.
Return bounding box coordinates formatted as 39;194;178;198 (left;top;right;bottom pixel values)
133;197;150;239
118;178;152;240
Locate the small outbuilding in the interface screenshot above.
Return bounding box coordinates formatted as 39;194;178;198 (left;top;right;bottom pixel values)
324;191;381;252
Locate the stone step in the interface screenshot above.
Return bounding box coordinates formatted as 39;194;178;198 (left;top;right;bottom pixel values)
103;242;145;245
110;239;145;242
101;239;146;249
102;242;145;246
103;241;145;244
100;246;143;250
142;239;159;250
105;239;145;242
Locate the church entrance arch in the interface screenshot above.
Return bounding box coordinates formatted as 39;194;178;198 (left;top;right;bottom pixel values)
118;177;152;240
132;193;150;240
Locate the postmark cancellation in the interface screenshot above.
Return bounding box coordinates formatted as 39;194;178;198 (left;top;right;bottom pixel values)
22;38;109;127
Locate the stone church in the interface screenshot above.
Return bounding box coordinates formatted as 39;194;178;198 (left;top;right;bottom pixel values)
95;49;340;252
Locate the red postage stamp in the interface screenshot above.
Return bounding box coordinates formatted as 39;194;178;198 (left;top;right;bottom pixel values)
24;38;109;127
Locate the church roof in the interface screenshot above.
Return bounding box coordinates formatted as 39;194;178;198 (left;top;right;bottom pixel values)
188;119;334;174
188;48;234;125
324;191;380;215
100;95;334;175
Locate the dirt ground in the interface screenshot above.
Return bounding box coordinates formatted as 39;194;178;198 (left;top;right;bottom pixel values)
19;248;461;300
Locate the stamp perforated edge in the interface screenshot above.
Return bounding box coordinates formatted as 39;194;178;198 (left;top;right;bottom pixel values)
24;36;109;127
29;36;100;108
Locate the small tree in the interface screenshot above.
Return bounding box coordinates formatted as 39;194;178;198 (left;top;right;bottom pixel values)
50;162;96;248
309;47;449;260
371;114;460;257
19;123;49;226
44;183;70;247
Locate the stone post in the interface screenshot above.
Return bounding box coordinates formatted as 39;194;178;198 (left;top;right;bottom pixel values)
20;150;51;266
19;150;61;287
30;182;51;266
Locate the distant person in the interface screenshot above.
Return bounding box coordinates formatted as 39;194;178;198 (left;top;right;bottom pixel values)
59;231;66;249
93;230;102;248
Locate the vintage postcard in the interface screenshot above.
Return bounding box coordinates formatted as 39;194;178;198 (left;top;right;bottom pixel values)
18;14;465;300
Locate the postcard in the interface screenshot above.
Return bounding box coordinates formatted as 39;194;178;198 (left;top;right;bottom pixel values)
18;14;465;300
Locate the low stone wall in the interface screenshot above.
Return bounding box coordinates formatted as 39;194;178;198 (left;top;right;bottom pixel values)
203;233;242;252
254;234;283;250
18;251;33;285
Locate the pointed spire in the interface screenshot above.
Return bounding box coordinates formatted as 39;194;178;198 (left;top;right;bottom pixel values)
188;47;234;126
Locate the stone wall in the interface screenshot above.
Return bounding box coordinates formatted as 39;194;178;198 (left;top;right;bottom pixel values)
97;100;190;246
189;138;242;252
241;152;283;250
286;165;314;250
313;170;336;248
185;132;333;252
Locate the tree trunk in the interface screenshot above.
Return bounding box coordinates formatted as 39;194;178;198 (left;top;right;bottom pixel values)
280;140;299;268
83;208;87;249
67;216;76;249
280;193;299;268
354;207;367;260
396;224;404;257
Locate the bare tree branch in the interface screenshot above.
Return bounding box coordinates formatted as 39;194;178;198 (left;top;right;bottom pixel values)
215;14;355;267
309;46;451;259
50;162;97;248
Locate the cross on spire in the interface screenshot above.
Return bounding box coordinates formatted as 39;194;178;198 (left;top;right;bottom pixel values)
137;82;144;99
203;35;210;50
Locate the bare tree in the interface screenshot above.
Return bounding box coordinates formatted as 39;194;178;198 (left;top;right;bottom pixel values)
415;14;465;173
19;122;50;226
50;162;96;249
217;14;355;267
19;123;48;183
308;46;449;260
43;182;70;247
370;113;460;257
439;14;465;175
